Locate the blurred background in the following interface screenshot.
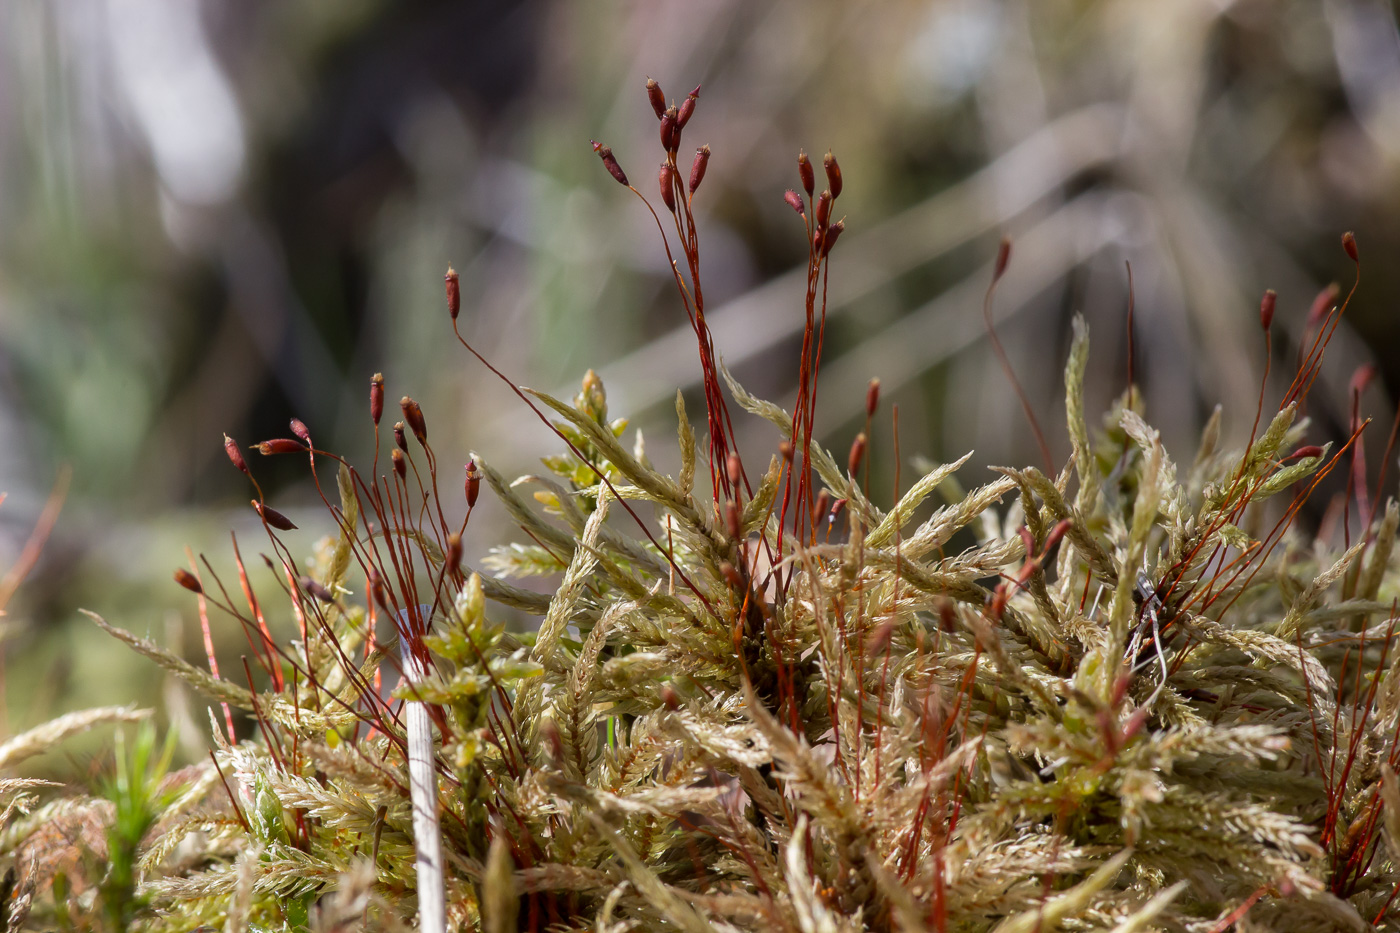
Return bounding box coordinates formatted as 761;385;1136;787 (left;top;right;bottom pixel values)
2;0;1399;751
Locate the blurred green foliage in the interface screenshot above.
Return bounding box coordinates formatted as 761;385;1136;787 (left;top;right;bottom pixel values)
2;0;1400;746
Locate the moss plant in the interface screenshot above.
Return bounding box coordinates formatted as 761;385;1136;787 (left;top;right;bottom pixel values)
7;79;1400;932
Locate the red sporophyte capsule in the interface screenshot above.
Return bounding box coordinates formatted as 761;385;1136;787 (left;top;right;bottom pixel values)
660;106;679;152
866;616;895;658
848;432;867;476
937;597;957;633
1307;283;1340;329
445;265;461;320
659;684;680;710
779;439;793;462
783;190;805;215
252;438;305;456
865;378;880;418
301;576;336;603
290;418;311;443
645;77;666;119
659;162;677;213
823;150;842;198
393;422;407;452
994;238;1012;281
1351;363;1377;396
400;396;427;445
676;85;700;129
1288;445;1324;461
368;569;388;613
689;145;710;195
370;373;385;426
591;141;629;187
797;150;815;197
829;498;848;524
815;190;832;230
1259;289;1277;331
989;581;1009;620
1043;518;1072;554
726;499;742;539
821;218;845;257
719;560;742;589
391;448;407;480
465;460;481;508
224;434;249;475
1017;526;1036;558
1343;231;1359;262
445;533;463;574
726;452;742;486
540;718;563;765
173;568;203;594
253;500;298;531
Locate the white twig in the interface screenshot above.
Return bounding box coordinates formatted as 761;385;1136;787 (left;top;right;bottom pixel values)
399;612;445;933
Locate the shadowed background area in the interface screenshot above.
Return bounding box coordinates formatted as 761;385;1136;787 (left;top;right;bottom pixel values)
1;0;1399;742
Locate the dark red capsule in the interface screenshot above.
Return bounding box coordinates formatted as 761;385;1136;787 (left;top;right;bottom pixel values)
937;597;957;633
465;460;481;508
290;418;310;443
689;145;710;195
828;497;848;526
1259;289;1276;331
659;162;677;213
1043;519;1072;555
370;373;385;427
224;434;249;475
1307;283;1340;329
812;489;830;528
815;190;832;230
726;499;741;539
660;107;679;152
368;569;389;613
445;266;461;320
817;149;840;198
848;433;867;476
400;397;427;445
719;560;742;589
1351;363;1377;397
783;190;805;215
391;448;407;480
1343;231;1359;263
822;219;844;257
797;151;815;197
173;568;203;595
865;378;880;418
676;85;699;129
445;533;462;574
645;78;666;119
393;422;407;452
988;581;1009;621
253;501;298;531
866;617;895;658
252;439;305;456
591;141;629;187
994;238;1012;281
300;576;335;603
1287;445;1325;461
823;151;842;199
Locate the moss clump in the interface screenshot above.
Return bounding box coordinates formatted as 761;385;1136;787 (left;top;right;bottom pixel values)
4;79;1400;933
